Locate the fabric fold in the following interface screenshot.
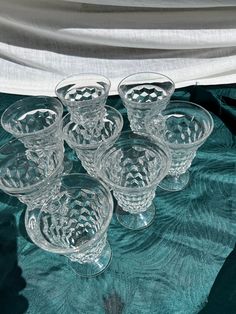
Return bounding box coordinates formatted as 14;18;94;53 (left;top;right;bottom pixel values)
0;0;235;95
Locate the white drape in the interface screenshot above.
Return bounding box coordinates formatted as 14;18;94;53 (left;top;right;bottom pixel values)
0;0;235;96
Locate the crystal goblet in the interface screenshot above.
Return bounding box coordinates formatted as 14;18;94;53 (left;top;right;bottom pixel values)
118;72;175;134
96;131;171;230
147;101;214;191
63;106;123;177
25;173;113;277
1;96;63;149
0;138;64;205
55;74;111;129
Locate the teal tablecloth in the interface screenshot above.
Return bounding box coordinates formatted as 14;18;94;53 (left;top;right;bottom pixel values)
0;85;235;314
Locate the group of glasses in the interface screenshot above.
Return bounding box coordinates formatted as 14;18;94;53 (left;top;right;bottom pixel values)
0;72;214;277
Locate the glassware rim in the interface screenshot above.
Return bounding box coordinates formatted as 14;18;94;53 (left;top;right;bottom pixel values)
0;137;64;193
26;173;114;255
55;73;111;105
1;96;64;138
96;130;171;193
62;105;124;149
147;100;214;149
118;71;175;106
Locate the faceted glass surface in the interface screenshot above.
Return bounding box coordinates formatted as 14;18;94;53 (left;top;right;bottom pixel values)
63;106;123;177
164;114;205;145
1;96;63;148
126;85;167;103
64;86;104;102
55;74;110;125
11;109;56;134
147;101;214;177
0;139;64;204
40;189;107;258
96;131;171;214
118;72;175;134
25;174;113;270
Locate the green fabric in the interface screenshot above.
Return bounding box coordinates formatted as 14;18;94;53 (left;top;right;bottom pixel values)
0;85;235;314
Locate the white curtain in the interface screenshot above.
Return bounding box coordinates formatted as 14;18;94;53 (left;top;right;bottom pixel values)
0;0;236;96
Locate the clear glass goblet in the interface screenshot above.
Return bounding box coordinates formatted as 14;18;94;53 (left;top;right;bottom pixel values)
96;131;171;230
118;72;175;134
55;74;111;129
1;96;64;149
147;101;214;191
0;138;64;205
25;173;113;277
63;105;123;177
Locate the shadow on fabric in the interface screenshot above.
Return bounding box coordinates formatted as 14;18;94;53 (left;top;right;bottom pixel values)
0;211;28;314
199;244;236;314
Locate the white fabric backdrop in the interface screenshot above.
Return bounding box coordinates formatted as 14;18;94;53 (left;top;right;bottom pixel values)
0;0;235;96
65;0;236;7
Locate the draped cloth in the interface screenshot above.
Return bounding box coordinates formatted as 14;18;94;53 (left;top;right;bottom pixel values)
0;0;236;96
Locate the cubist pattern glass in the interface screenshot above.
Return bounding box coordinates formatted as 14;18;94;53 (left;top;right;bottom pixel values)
63;105;123;177
55;74;110;130
1;96;63;149
147;101;214;191
0;138;64;205
25;174;114;277
118;72;175;134
96;131;171;230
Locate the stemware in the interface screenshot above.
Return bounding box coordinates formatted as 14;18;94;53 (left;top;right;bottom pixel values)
96;131;171;230
147;101;214;191
1;96;64;149
0;138;64;205
25;174;114;277
55;74;111;129
63;106;123;177
118;72;175;134
1;95;73;173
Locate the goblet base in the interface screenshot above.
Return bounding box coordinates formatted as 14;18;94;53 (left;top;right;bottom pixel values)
159;171;190;192
67;241;112;277
116;203;155;230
